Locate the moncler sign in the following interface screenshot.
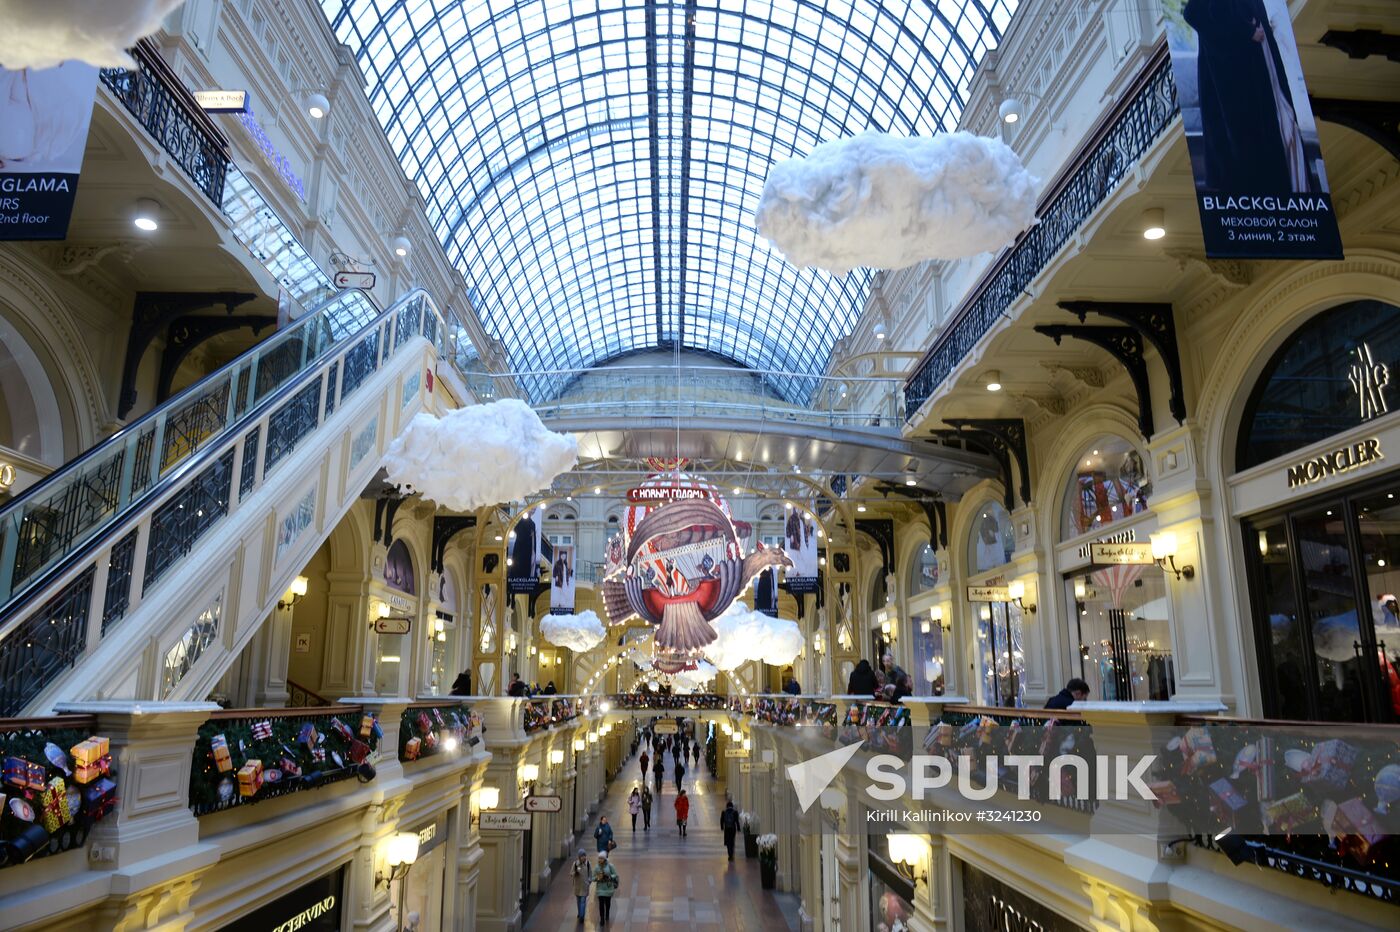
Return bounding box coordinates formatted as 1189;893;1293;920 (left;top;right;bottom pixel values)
1285;437;1382;489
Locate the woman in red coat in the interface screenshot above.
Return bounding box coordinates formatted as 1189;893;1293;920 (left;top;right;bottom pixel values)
674;789;689;837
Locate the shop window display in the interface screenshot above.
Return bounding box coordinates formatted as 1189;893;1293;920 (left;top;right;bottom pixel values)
1065;568;1173;701
1062;437;1151;537
867;834;915;932
910;611;945;696
976;601;1025;707
968;503;1015;574
909;543;939;594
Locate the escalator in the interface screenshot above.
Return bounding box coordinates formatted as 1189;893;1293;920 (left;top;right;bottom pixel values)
0;287;466;716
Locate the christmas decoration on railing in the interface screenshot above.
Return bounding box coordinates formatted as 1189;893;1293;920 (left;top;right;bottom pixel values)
752;697;837;728
607;693;728;711
399;704;479;762
190;708;380;816
0;720;115;869
839;702;914;756
1145;723;1400;894
601;472;793;675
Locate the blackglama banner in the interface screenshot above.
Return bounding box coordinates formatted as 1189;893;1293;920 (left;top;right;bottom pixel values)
784;511;820;595
550;544;576;614
0;62;98;240
1165;0;1342;259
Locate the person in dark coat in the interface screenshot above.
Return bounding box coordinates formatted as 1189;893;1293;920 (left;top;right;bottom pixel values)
1182;0;1315;194
507;673;527;697
847;659;878;695
720;800;740;860
593;815;615;853
1045;678;1090;710
449;668;472;696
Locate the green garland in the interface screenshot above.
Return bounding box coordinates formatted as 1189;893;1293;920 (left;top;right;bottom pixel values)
188;709;380;815
0;724;116;869
398;703;477;762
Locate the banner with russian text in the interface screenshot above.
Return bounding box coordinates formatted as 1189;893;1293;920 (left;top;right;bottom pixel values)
550;544;576;614
0;62;99;240
1165;0;1341;258
783;512;820;595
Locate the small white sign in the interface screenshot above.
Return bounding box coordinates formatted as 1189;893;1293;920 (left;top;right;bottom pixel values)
966;585;1010;602
524;795;562;813
193;89;249;113
373;618;411;635
480;811;531;831
334;270;377;290
652;721;678;735
740;762;772;774
294;633;311;654
1090;542;1155;566
725;748;749;759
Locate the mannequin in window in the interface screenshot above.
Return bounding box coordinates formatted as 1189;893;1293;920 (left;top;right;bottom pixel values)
976;513;1005;571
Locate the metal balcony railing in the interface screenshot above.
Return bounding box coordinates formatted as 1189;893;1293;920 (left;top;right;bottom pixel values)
903;48;1179;419
99;42;230;209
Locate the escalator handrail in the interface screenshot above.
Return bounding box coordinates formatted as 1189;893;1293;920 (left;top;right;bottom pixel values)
0;288;445;624
0;287;379;528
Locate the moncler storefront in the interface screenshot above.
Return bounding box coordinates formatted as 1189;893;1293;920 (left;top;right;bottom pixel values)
1230;299;1400;723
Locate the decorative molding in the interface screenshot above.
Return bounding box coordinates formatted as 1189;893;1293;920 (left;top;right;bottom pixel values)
55;240;151;276
1165;249;1252;289
1035;324;1154;438
1039;361;1106;388
1013;392;1068;417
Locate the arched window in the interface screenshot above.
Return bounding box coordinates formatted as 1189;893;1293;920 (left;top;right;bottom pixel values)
1061;436;1151;537
1237;300;1400;471
909;543;939;594
967;502;1015;574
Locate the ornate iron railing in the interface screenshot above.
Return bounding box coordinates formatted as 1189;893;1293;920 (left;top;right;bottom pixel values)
286;679;333;708
904;49;1178;419
99;46;229;209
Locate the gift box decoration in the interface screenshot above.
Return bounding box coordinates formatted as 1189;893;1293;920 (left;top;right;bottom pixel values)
3;756;48;791
74;762;103;786
432;708;446;727
298;723;319;749
279;756;302;778
422;730;439;752
211;734;234;773
1208;778;1248;826
251;720;273;741
360;713;376;738
1146;780;1181;806
1261;791;1316;834
237;760;264;797
416;712;433;736
1179;727;1218;775
330;717;354;742
83;778;117;819
40;778;71;834
1334;798;1385;854
311;746;326;763
1303;739;1358;793
71;737;110;769
347;739;371;764
404;737;422;761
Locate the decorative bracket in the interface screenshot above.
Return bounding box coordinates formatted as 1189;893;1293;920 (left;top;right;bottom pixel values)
942;418;1033;508
1034;324;1155;439
874;483;947;551
373;494;407;547
1058;301;1186;425
855;519;895;577
119;291;256;417
431;515;477;573
1319;29;1400;63
157;314;276;402
1310;96;1400;163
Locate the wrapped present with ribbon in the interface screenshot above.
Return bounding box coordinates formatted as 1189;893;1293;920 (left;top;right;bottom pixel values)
422;730;439;752
1145;779;1181;806
83;777;117;819
347;739;371;764
71;736;109;769
360;713;376;738
330;717;355;743
922;722;954;753
1261;790;1315;834
1334;797;1385;862
1178;727;1218;776
432;708;446;727
237;760;264;798
251;720;273;741
1302;739;1358;793
1208;778;1248;827
404;737;422;761
211;734;234;773
416;712;433;736
39;778;71;834
279;756;302;778
4;756;48;791
74;761;103;785
298;723;319;749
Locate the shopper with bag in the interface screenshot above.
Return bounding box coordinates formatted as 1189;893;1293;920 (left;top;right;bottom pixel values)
594;853;619;923
570;849;592;921
674;788;690;837
594;815;615;853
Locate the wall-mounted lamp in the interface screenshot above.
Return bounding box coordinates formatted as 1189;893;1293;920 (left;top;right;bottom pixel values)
519;763;539;793
1150;532;1195;580
1008;580;1037;615
1073;577;1088;601
372;599;392;620
587;731;598;744
376;831;419;887
573;737;585;752
478;786;500;811
304;91;330;119
933;606;950;631
550;749;565;766
741;737;752;752
813;631;826;654
278;575;309;610
888;832;930;887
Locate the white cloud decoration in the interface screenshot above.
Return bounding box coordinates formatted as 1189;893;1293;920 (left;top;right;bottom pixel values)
1;1;188;71
540;611;607;653
705;603;804;671
755;131;1038;274
382;399;578;512
670;660;720;693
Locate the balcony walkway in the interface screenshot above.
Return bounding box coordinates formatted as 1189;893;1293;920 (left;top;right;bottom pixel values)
523;742;800;931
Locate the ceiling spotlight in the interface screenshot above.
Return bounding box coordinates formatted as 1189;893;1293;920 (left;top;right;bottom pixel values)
872;320;888;341
132;198;161;231
1141;207;1166;241
999;98;1022;124
982;370;1002;392
905;478;917;487
305;91;330;119
390;234;411;257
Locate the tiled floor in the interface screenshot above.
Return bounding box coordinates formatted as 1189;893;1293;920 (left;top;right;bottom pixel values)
523;743;801;931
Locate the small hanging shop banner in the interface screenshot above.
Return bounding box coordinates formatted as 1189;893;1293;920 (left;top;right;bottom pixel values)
966;585;1010;603
550;544;576;614
755;566;780;617
783;513;820;594
1089;541;1155;565
1165;0;1342;259
507;508;543;594
0;63;99;240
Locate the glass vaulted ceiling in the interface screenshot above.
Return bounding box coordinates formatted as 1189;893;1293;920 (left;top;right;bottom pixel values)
321;0;1017;400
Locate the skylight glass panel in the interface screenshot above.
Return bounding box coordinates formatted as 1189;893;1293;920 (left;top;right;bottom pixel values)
319;0;1017;400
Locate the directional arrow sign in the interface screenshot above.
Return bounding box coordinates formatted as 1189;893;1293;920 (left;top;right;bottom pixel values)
524;795;562;813
334;270;376;290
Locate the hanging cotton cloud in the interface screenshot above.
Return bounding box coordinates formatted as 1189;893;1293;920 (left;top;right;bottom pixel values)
705;603;804;671
755;131;1038;274
540;611;607;653
671;660;719;693
1;1;187;71
383;399;578;511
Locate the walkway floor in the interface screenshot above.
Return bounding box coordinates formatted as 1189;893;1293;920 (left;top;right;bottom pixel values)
523;741;801;931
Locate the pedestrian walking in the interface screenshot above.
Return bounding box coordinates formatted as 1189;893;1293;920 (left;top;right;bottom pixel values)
674;789;690;836
593;815;615;854
594;853;619;923
720;800;740;860
641;784;653;830
653;754;664;792
674;759;686;791
570;849;592;921
628;787;642;831
640;749;650;778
